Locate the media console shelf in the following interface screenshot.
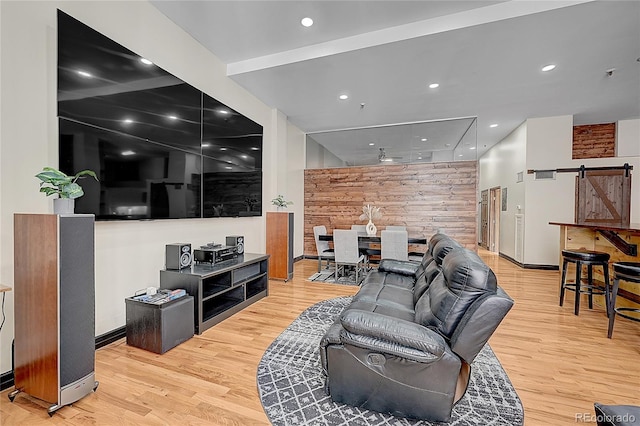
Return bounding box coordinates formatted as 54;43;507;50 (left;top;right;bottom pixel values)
160;253;269;334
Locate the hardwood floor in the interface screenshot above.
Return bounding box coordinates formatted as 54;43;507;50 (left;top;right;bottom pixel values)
1;251;639;425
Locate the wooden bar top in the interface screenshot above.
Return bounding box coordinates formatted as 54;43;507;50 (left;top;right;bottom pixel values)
549;221;640;233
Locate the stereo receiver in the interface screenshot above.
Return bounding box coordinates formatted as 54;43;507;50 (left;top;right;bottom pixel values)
194;245;238;265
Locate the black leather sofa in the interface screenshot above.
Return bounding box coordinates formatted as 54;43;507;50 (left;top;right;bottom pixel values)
320;233;514;422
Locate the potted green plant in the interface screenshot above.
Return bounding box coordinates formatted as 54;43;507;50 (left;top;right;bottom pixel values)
35;167;98;214
271;194;293;210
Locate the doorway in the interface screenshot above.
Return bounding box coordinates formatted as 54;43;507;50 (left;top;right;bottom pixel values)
488;186;501;253
480;189;489;249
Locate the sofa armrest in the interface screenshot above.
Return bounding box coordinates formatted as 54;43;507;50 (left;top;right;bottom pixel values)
449;287;514;364
378;259;420;277
320;321;344;374
339;309;446;363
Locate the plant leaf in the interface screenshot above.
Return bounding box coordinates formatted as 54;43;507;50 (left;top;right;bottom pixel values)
61;182;84;199
73;169;99;182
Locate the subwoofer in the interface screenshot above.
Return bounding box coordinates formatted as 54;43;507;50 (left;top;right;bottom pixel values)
166;243;192;270
226;235;244;255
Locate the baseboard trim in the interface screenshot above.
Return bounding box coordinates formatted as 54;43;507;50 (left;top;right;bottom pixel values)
1;326;127;391
96;326;127;349
499;252;559;270
0;370;13;391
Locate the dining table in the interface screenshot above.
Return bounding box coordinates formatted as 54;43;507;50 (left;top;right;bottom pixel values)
318;233;427;245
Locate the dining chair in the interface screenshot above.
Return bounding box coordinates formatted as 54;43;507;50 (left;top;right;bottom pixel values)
381;229;409;261
333;229;366;284
350;224;367;233
313;225;335;273
351;224;377;268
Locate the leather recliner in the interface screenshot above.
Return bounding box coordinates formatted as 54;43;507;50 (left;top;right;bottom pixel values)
320;243;513;422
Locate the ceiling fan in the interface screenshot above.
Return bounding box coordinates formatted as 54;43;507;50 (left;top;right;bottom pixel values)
378;147;403;163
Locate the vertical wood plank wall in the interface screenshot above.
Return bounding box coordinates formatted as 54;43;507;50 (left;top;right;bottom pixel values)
304;161;478;256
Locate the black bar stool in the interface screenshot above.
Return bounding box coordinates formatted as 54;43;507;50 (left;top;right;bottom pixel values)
607;262;640;338
559;249;610;316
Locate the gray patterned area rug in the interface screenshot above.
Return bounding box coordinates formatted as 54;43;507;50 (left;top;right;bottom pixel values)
307;271;358;286
257;296;524;426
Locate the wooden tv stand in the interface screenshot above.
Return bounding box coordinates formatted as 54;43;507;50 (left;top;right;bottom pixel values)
159;253;269;334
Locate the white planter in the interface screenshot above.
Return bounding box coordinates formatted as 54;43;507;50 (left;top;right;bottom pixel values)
53;198;75;215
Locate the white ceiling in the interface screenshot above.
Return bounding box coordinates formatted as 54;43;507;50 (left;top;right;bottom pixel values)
151;0;640;164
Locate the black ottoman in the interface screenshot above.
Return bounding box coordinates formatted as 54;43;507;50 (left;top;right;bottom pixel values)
594;403;640;426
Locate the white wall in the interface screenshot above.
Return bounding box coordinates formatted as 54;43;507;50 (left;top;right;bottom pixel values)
0;1;303;374
287;121;306;258
479;121;527;260
305;136;346;168
523;116;575;265
617;119;640;157
481;115;640;268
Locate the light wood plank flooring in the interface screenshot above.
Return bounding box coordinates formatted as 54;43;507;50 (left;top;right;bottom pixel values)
1;250;639;425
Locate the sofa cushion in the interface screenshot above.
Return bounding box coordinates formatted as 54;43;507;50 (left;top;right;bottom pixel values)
345;299;415;323
414;248;497;339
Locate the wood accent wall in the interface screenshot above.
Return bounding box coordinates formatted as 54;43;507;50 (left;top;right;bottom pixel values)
304;161;478;256
572;123;615;159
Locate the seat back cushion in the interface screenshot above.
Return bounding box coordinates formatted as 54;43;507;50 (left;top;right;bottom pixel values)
413;260;442;304
431;237;462;266
414;248;497;339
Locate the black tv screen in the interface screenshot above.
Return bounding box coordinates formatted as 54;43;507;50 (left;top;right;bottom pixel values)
57;10;263;220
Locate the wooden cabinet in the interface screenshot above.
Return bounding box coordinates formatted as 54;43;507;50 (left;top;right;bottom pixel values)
160;254;269;334
266;211;294;281
11;214;98;415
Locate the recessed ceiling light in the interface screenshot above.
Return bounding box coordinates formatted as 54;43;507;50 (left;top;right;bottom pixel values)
489;123;498;128
225;166;232;170
168;115;178;120
218;109;229;115
541;64;556;72
339;94;349;100
202;143;211;148
220;147;227;151
458;154;464;157
417;156;422;160
428;83;439;89
421;138;428;141
77;70;92;78
445;143;451;147
301;17;313;27
369;143;375;146
251;147;260;150
122;118;133;124
240;155;248;159
121;150;135;156
140;58;153;65
470;146;476;150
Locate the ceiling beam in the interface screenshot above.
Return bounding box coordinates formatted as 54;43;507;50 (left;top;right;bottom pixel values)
227;0;594;76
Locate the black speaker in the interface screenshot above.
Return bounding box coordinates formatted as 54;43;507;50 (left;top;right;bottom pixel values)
226;236;244;254
166;243;192;269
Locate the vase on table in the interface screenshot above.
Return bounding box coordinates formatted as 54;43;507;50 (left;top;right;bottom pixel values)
366;220;377;236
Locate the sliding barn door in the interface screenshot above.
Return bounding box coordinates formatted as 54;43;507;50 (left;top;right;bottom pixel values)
575;170;631;226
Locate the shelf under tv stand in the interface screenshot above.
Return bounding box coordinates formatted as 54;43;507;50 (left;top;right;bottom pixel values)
159;253;269;334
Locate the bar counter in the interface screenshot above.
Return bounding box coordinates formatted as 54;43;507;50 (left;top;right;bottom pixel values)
550;221;640;309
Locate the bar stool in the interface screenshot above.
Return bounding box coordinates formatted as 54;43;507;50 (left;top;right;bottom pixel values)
559;249;610;316
607;262;640;338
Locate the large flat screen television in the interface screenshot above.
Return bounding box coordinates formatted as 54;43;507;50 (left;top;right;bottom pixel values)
57;10;263;220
